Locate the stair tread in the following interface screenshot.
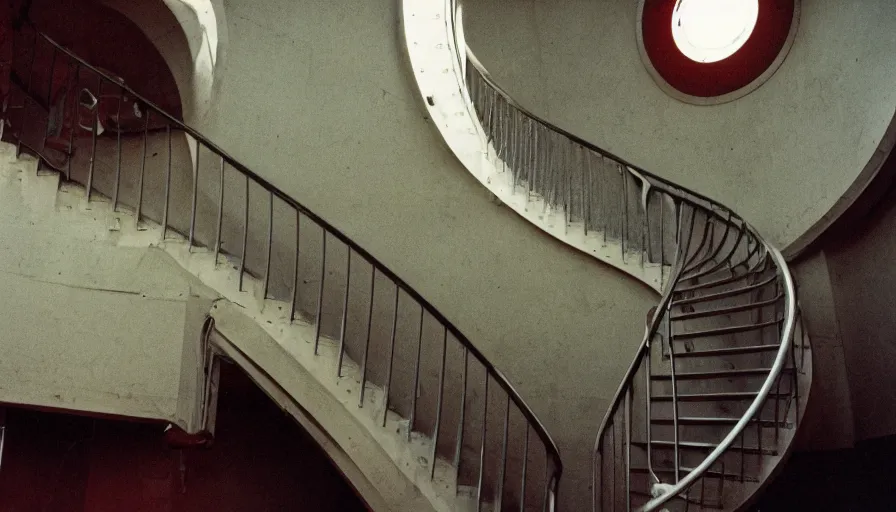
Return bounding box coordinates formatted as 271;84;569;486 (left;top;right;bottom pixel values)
653;391;789;401
651;367;792;380
672;275;777;306
672;318;782;340
632;439;776;455
631;465;759;482
672;295;783;321
674;265;771;294
629;488;723;509
649;416;785;426
672;344;781;358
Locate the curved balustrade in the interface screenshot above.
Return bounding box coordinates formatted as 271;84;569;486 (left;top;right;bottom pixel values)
4;24;562;511
459;20;810;512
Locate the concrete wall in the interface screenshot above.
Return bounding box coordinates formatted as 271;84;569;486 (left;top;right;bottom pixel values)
823;186;896;441
0;147;214;428
789;251;854;450
22;0;659;507
463;0;896;251
136;0;659;508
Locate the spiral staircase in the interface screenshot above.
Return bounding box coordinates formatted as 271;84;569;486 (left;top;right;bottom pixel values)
402;0;813;511
1;2;814;511
2;23;561;512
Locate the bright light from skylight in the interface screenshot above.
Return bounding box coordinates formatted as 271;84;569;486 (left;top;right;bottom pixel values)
671;0;759;63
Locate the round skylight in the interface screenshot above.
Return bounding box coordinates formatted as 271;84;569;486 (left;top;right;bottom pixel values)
671;0;760;63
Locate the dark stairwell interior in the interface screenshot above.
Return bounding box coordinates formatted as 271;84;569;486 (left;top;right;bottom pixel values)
0;361;367;512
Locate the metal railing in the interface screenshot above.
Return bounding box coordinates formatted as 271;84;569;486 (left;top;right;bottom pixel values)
461;40;809;512
4;24;562;510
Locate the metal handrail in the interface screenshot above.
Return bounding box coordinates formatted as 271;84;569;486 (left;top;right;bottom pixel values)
458;26;804;511
6;24;563;508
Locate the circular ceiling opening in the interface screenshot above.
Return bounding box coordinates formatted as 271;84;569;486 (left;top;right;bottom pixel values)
672;0;759;63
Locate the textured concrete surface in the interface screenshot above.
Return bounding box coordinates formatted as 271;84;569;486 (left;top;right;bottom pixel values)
178;1;659;509
0;145;211;425
20;1;661;508
464;0;896;251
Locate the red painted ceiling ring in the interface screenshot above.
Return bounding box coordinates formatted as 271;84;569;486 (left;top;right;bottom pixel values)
637;0;800;105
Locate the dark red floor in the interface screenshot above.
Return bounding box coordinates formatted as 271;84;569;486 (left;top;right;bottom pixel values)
0;363;367;512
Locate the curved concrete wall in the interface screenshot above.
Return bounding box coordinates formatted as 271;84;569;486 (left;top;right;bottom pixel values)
463;0;896;251
96;0;226;125
134;0;659;509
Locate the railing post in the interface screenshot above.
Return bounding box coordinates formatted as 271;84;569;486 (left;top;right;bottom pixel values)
85;77;101;203
359;267;376;408
666;296;681;484
261;191;273;298
112;84;123;211
213;156;225;265
495;396;509;509
161;123;172;237
454;348;468;480
288;209;300;321
135;107;149;224
429;327;448;479
519;426;529;512
476;374;489;512
16;28;38;158
336;249;352;378
64;63;81;181
188;138;201;249
408;307;424;440
237;173;248;290
313;230;327;355
382;285;400;427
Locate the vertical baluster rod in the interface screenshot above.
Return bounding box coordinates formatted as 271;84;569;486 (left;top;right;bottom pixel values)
408;307;424;440
519;426;529;512
238;174;249;290
289;210;300;321
160;122;172;236
429;328;448;479
313;231;327;355
382;286;400;427
476;375;489;512
135;108;149;224
112;84;123;211
261;191;273;298
359;267;377;407
64;63;81;181
213;156;225;265
85;77;101;203
495;396;510;510
454;348;468;481
336;249;352;377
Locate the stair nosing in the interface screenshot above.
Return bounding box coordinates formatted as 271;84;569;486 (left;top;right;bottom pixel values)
672;344;781;358
671;294;783;321
650;367;792;380
671;318;783;340
652;391;789;401
672;275;777;306
632;439;777;455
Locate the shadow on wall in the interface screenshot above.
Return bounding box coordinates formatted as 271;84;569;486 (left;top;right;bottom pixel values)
753;435;896;511
28;0;185;117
